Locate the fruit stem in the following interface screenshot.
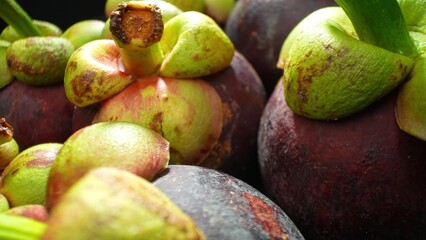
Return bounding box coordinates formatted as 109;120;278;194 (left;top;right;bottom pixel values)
0;213;47;240
335;0;418;58
0;118;13;145
109;1;164;76
0;0;42;37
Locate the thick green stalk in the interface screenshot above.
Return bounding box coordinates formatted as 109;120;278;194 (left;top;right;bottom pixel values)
109;1;164;76
0;214;46;240
335;0;418;57
0;0;41;37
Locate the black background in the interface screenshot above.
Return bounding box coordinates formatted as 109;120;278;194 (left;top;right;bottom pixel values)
1;0;106;32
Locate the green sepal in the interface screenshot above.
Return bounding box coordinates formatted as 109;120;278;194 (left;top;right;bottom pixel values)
280;7;414;120
396;54;426;140
159;11;235;78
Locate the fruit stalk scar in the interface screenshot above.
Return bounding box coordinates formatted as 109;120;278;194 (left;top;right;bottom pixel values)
109;1;164;76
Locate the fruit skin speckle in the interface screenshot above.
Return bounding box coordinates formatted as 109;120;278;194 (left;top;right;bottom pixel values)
258;81;426;239
153;165;304;240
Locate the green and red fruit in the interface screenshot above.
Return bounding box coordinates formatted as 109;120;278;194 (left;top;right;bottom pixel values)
0;143;62;207
90;51;266;188
5;204;49;222
66;1;266;188
93;76;223;166
42;167;205;240
46;121;170;209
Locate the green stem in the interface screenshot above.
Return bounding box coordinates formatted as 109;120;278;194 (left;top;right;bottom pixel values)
109;1;164;76
0;0;42;37
335;0;418;57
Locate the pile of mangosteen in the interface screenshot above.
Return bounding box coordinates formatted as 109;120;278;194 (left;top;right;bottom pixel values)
0;0;425;239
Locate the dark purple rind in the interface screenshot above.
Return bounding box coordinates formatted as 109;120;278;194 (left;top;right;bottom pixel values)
258;81;426;239
225;0;337;95
153;165;305;240
203;51;266;190
0;80;74;150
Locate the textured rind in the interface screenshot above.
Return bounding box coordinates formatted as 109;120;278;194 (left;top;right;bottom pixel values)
280;7;414;120
1;143;62;207
46;121;170;210
42;167;205;240
153;165;305;240
159;11;235;78
93;76;223;166
225;0;337;94
7;37;74;85
258;81;426;239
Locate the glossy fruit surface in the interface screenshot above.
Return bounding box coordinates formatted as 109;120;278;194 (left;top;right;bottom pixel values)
225;0;337;95
0;80;74;150
153;165;305;240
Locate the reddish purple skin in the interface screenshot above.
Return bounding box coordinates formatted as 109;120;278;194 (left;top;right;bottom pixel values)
203;51;266;189
153;165;304;240
0;80;74;150
71;103;100;133
225;0;337;95
258;82;426;239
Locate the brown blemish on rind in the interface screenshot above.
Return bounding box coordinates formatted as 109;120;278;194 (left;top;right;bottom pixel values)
7;55;40;76
293;45;350;115
243;192;289;240
221;103;233;126
71;70;97;104
150;112;164;136
7;37;71;79
10;168;19;176
110;2;163;47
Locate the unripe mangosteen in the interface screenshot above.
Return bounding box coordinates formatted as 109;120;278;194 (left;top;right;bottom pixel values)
225;0;337;95
153;165;305;240
257;81;426;239
5;204;49;222
73;52;266;189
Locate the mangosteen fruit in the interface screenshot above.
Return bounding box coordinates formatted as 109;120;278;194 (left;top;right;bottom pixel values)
225;0;337;95
153;165;305;240
0;80;74;150
74;51;266;190
258;81;426;239
5;204;49;222
46;121;170;210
